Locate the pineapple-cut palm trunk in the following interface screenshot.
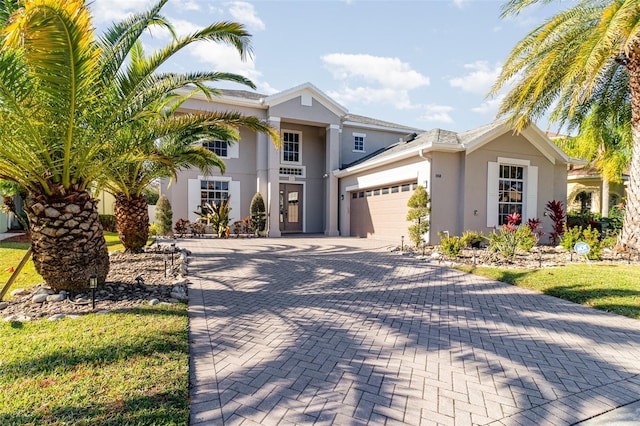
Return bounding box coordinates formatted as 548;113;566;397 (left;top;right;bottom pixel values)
619;52;640;250
24;190;109;292
114;194;149;253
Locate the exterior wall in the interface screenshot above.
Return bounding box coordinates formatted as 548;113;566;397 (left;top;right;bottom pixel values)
339;126;404;168
464;132;567;238
428;151;464;244
161;126;259;226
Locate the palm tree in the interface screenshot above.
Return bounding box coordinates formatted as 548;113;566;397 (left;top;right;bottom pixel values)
490;0;640;250
555;104;631;217
0;0;273;291
99;41;279;253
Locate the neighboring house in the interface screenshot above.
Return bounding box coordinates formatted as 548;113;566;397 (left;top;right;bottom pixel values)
567;165;627;216
162;82;580;244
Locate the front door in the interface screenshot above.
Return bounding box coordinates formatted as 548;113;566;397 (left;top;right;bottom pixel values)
279;184;303;233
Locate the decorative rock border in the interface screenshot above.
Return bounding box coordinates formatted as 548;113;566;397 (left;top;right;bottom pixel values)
1;245;191;322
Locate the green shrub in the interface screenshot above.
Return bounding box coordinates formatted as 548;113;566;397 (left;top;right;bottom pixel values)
155;195;173;235
143;186;160;205
148;222;161;236
250;192;266;234
406;185;430;246
439;233;463;258
488;224;537;261
581;226;603;260
99;214;117;232
560;224;603;260
460;230;487;248
560;223;583;252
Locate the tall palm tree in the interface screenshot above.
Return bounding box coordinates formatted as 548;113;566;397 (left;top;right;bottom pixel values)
490;0;640;250
0;0;272;291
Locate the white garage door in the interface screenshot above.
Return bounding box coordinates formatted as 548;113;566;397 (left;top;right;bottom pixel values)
350;181;416;243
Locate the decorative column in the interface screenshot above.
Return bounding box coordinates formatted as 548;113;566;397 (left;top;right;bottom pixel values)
267;117;281;237
325;124;340;236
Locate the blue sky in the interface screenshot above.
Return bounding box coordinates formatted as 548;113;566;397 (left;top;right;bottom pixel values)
89;0;566;132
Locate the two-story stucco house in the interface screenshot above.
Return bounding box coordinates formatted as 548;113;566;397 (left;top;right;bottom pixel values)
161;82;579;244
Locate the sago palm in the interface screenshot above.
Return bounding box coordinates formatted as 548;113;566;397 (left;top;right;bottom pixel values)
0;0;273;291
491;0;640;250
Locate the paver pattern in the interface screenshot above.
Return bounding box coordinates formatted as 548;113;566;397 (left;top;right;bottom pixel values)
183;237;640;425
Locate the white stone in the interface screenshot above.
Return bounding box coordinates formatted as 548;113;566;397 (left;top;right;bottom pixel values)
66;315;81;320
4;314;31;322
0;302;8;310
34;287;55;296
10;288;28;296
48;314;66;321
32;294;49;303
148;299;160;306
95;310;110;315
46;294;66;302
431;252;442;260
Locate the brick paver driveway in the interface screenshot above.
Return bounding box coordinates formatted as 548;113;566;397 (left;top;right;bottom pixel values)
181;237;640;425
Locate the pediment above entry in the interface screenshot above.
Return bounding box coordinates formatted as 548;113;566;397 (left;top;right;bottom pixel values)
263;82;345;126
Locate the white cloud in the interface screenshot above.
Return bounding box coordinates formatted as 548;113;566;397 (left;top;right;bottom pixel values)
189;42;263;84
420;104;454;124
472;94;505;115
227;2;266;31
88;0;155;24
449;61;502;95
327;87;413;110
452;0;466;10
173;0;200;11
322;53;429;90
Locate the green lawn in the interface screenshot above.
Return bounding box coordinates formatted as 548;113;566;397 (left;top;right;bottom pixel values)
0;305;189;425
0;232;124;299
0;232;188;425
455;264;640;319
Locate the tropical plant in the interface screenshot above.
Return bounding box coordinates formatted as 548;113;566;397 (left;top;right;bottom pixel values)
196;198;232;238
155;195;173;236
406;185;430;246
488;213;537;260
460;230;487;248
545;200;566;245
91;11;278;253
249;192;266;235
490;0;640;251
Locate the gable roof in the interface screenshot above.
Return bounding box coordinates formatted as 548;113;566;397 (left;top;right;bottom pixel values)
263;82;348;117
336;120;582;177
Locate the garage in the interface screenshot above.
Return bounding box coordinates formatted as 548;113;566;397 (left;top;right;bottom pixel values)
350;181;417;242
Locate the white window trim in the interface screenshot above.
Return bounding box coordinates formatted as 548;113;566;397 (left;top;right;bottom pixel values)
281;129;302;165
352;132;366;153
487;158;538;227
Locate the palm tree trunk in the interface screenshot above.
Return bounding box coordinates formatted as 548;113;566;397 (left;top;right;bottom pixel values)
24;189;109;292
114;194;149;253
620;51;640;250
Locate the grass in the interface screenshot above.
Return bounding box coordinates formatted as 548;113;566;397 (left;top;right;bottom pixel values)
455;263;640;319
0;305;189;425
0;232;189;425
0;232;125;299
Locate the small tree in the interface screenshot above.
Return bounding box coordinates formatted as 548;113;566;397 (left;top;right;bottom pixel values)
545;200;566;245
250;192;266;235
155;195;173;236
406;185;430;246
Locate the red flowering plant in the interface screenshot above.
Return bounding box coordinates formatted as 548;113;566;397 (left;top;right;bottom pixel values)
489;212;539;261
